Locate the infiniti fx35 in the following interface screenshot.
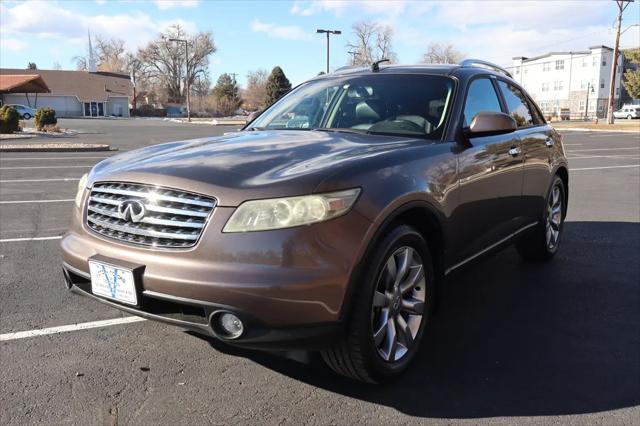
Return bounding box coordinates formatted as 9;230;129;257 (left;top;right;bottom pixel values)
62;60;568;383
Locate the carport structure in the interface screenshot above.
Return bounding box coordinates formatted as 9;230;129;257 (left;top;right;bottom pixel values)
0;74;51;107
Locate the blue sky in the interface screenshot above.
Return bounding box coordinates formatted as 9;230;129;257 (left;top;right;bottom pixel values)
1;0;639;87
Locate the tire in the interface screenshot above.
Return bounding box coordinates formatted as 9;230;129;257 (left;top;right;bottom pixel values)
22;113;31;120
321;224;435;383
627;115;633;120
517;176;566;262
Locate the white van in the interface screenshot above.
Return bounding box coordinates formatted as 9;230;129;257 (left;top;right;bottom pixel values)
613;105;640;119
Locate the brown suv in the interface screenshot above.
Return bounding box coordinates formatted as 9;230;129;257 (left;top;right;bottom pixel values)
61;60;568;383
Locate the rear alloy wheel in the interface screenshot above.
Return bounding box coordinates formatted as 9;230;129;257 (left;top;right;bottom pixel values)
22;113;31;120
517;176;566;261
322;225;434;383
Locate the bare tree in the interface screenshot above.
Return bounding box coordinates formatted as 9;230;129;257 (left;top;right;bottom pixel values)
192;74;212;112
137;24;217;103
422;42;464;64
72;37;128;73
346;21;397;66
95;37;128;73
243;69;268;111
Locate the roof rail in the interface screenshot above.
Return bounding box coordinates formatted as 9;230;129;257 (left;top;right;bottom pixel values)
459;59;512;78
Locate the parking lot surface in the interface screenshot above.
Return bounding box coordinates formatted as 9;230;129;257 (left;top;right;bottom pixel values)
1;121;638;425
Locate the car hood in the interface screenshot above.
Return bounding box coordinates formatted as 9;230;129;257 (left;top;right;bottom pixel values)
88;129;427;206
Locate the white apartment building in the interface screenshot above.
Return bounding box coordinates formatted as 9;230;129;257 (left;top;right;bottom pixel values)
509;46;624;119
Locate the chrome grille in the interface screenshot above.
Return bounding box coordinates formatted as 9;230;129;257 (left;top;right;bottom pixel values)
86;182;216;248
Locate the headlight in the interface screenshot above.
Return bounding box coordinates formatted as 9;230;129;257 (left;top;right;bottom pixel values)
74;173;89;208
223;188;361;232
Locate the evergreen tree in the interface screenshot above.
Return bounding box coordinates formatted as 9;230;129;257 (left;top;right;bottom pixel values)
264;66;291;106
212;73;240;115
622;48;640;100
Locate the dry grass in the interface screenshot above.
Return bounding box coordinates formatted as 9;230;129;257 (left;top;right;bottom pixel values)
552;120;640;131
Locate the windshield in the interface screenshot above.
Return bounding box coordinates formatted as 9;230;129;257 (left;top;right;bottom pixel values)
249;74;455;139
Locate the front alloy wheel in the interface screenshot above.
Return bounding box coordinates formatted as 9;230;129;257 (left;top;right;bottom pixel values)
372;246;425;362
321;225;434;383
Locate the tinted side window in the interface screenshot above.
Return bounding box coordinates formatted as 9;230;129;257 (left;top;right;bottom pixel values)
463;78;502;127
498;81;533;127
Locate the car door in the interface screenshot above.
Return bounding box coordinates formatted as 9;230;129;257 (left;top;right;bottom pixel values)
451;76;526;264
497;80;556;224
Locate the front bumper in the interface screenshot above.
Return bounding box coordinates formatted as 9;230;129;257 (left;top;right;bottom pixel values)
61;201;373;349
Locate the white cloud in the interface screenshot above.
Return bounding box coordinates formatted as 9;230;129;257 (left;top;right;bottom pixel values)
0;1;199;52
290;0;410;18
250;19;312;41
0;37;26;52
154;0;200;10
95;0;107;5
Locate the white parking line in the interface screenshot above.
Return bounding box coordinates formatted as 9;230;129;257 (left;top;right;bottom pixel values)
0;165;92;170
0;156;110;161
568;154;640;160
566;147;639;153
0;199;73;204
0;317;147;342
0;236;62;243
570;165;640;171
0;178;80;183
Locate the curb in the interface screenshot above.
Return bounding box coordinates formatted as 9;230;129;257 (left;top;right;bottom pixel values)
0;144;114;152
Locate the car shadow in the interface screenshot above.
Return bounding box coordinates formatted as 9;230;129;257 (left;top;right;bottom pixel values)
192;221;640;419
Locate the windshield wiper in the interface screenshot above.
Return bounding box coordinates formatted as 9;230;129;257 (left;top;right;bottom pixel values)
311;127;370;135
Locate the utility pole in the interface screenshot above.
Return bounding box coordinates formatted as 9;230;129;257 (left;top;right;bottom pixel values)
316;29;341;73
607;0;634;124
169;37;191;122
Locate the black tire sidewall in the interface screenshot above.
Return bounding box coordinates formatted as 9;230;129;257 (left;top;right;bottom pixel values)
23;114;31;120
353;225;434;381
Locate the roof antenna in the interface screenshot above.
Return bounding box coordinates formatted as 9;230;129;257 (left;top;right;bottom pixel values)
371;58;390;72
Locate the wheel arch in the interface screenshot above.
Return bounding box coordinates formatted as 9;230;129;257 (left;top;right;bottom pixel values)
340;201;446;321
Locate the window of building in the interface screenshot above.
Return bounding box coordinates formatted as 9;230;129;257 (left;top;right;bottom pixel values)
515;68;520;74
524;68;528;74
543;62;550;71
580;80;587;89
463;78;503;127
542;82;549;92
554;81;564;91
555;60;564;70
498;80;534;127
602;59;607;66
579;100;586;110
582;58;588;67
616;87;619;95
600;79;605;89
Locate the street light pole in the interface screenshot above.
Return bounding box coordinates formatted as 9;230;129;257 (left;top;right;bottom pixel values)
169;37;191;122
606;0;634;125
316;29;341;73
585;82;593;120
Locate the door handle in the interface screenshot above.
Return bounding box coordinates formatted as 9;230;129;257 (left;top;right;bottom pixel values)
508;146;521;157
545;138;555;148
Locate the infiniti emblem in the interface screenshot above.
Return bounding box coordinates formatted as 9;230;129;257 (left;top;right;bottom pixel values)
117;199;146;223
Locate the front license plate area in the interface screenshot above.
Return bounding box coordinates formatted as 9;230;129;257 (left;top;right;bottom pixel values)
89;260;138;306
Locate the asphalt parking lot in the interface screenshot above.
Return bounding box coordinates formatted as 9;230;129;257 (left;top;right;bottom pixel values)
1;120;638;425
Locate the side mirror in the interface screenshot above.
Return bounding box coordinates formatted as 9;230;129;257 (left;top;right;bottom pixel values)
466;111;517;136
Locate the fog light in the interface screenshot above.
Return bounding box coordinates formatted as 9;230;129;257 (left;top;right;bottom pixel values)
218;312;244;339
